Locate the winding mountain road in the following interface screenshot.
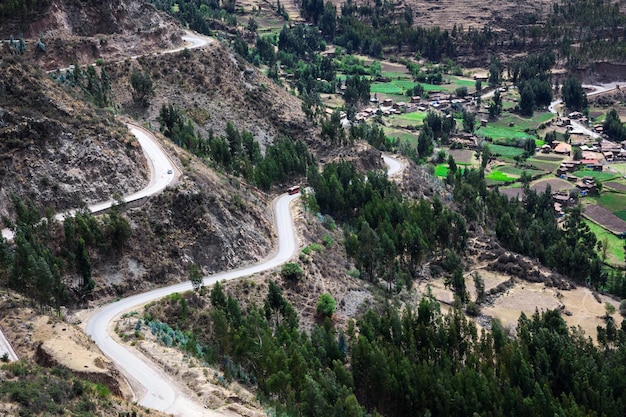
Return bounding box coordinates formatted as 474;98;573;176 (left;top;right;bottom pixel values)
86;192;300;415
1;26;405;416
548;82;620;139
383;154;405;177
86;154;402;415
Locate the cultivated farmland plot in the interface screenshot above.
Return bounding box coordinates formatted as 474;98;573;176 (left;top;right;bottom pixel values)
584;204;626;235
530;178;573;194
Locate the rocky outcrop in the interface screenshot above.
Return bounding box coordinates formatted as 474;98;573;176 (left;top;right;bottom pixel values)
0;62;147;220
36;342;124;397
488;252;575;290
0;0;183;70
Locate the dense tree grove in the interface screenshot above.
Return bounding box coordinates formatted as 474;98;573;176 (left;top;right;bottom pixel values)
449;167;609;290
0;0;44;19
603;109;626;141
52;65;112;108
561;76;588;112
307;162;466;290
1;195;132;308
148;0;237;34
146;281;626;417
508;53;555;116
158;104;314;190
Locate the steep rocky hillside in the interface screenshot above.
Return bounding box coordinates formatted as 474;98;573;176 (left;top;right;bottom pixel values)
0;0;183;70
0;61;147;220
106;42;317;148
90;143;274;300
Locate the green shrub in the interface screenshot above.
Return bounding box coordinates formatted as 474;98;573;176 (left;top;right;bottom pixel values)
316;293;336;317
281;262;304;281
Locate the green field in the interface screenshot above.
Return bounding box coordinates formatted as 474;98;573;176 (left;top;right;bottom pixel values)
487;144;526;158
477;126;534;141
396;112;427;122
585;220;625;266
573;170;619;182
497;165;545;178
608;163;626;176
371;83;404;95
435;164;449;177
449;76;476;88
381;71;411;79
590;192;626;212
393;79;419;90
435;164;471;177
486;171;517;182
614;210;626;221
382;127;418;146
370;74;476;97
526;155;564;172
476;112;554;143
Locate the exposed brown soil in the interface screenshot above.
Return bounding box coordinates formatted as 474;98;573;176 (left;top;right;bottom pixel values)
106;42;316;148
498;187;523;200
0;61;148;220
0;295;130;399
605;181;626;192
584;204;626;234
449;149;477;164
530;177;573;194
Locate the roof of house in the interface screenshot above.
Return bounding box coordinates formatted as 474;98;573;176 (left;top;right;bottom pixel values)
554;142;572;154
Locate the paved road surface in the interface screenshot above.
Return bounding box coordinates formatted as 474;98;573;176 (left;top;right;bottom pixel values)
0;326;18;362
86;192;300;415
383;154;404;177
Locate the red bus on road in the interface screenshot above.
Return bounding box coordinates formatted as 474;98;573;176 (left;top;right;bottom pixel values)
287;185;301;195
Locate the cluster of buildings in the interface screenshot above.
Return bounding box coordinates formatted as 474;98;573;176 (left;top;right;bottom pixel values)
344;93;474;123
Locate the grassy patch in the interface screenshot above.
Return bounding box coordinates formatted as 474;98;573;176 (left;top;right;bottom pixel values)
421;83;446;92
608;163;626;176
497;165;545;177
476;112;554;142
614;210;626;221
585;220;625;266
371;83;404;95
449;76;476;88
486;171;517;182
382;127;417;146
590;192;626;212
478;126;534;141
435;164;449;177
487;144;526;158
392;79;419;90
381;71;410;79
573;170;619;182
395;112;427;122
526;157;563;172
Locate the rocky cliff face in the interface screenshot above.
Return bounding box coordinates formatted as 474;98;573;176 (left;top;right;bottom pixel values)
107;42;316;148
0;62;147;220
0;0;183;70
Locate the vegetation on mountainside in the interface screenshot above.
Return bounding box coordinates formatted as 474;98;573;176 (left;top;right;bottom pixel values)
0;361;123;416
158;104;315;190
0;0;45;19
0;195;132;307
143;281;626;417
52;64;112;108
304;159;626;297
148;0;237;34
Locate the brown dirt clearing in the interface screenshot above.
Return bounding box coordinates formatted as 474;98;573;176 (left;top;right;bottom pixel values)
531;177;573;194
449;149;477;165
421;270;621;342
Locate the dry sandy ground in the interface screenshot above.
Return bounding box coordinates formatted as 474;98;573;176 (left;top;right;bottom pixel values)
419;268;621;340
111;311;265;417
